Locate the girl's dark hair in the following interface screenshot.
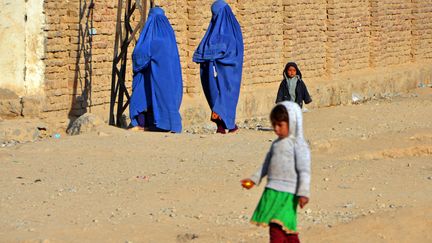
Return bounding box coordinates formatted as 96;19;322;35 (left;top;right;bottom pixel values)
270;104;289;123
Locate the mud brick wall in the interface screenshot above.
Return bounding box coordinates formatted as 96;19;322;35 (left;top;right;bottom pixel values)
412;0;432;61
326;0;370;74
238;1;285;86
43;0;118;117
183;0;212;94
370;0;412;67
283;0;327;79
40;0;432;125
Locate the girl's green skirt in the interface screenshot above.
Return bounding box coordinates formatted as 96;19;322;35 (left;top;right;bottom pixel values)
251;188;298;234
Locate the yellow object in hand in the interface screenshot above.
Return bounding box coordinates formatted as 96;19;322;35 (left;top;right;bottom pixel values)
243;181;252;187
241;179;254;189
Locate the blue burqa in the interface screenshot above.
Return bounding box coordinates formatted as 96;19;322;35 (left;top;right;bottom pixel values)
193;0;244;130
129;7;183;133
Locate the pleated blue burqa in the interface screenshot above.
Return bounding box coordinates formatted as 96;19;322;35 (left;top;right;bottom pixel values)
193;0;244;130
129;7;183;133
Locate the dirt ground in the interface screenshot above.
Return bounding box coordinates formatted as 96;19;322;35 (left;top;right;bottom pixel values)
0;88;431;243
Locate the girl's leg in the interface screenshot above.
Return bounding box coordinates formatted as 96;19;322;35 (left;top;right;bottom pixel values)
269;223;286;243
285;234;300;243
269;223;300;243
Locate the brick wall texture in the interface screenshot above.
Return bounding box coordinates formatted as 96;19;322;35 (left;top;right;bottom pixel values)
42;0;432;123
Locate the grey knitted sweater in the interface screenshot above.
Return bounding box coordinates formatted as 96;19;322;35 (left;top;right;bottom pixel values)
250;101;311;197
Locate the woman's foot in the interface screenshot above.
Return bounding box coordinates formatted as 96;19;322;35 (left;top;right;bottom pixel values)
129;126;144;131
216;124;226;134
228;125;239;133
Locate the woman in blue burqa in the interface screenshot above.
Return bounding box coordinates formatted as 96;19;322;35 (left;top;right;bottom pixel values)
129;7;183;133
193;0;244;134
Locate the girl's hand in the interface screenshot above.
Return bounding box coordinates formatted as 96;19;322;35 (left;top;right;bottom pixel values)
298;196;309;209
241;179;255;189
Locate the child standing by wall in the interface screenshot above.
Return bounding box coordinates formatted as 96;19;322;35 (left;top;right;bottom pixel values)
241;101;311;243
276;62;312;108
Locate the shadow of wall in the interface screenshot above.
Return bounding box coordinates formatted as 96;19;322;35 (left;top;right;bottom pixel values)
68;0;94;128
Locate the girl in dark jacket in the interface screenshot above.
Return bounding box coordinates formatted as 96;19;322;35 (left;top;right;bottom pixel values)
276;62;312;108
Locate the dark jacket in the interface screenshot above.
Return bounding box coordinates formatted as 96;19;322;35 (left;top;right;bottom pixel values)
275;62;312;108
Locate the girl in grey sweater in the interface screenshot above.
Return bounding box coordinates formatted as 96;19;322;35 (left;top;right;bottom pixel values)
241;101;311;243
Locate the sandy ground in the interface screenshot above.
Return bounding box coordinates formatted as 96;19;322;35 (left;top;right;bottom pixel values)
0;88;431;243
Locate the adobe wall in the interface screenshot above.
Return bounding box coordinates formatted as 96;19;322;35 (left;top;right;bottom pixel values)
0;0;45;94
0;0;45;118
3;0;432;126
